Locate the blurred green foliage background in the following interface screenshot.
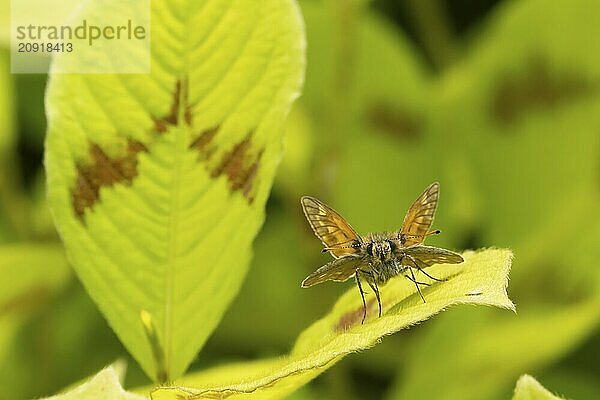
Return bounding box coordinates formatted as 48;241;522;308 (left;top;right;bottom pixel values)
0;0;598;399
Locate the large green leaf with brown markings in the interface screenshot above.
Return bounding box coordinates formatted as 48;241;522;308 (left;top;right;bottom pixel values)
45;0;304;381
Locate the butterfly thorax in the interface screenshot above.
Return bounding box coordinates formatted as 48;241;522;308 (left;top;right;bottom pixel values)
358;232;404;284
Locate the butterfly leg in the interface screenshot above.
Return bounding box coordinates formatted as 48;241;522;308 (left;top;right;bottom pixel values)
408;266;426;303
417;267;445;282
360;270;382;318
354;272;368;324
404;274;431;286
406;254;445;282
369;280;382;318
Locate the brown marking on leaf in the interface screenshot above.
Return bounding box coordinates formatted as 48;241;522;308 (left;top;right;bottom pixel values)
166;79;182;125
241;152;262;203
72;140;147;220
152;78;193;133
210;131;262;203
151;77;263;204
189;125;220;161
492;55;597;126
335;297;377;332
211;136;251;178
366;102;422;141
152;118;168;134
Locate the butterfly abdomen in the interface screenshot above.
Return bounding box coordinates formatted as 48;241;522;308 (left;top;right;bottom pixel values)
370;259;406;285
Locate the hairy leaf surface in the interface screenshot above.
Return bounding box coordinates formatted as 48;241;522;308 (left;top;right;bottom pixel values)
512;375;565;400
40;364;146;400
150;249;513;399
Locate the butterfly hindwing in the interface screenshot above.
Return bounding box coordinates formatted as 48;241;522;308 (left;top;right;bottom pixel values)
301;196;362;258
301;255;363;287
402;245;464;267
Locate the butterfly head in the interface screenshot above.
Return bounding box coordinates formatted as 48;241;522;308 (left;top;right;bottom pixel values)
366;239;396;263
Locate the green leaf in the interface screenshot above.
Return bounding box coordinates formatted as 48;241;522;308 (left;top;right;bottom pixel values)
149;248;514;399
0;50;23;242
0;243;71;386
0;243;70;308
512;375;565;400
45;0;305;381
40;363;147;400
0;51;12;155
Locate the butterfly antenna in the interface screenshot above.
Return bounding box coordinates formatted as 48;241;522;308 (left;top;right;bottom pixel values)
399;229;441;240
322;243;359;253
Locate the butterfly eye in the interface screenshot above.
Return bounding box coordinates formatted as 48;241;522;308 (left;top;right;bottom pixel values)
386;239;396;252
366;243;374;256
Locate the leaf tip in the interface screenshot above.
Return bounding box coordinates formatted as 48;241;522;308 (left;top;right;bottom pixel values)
513;374;565;400
501;248;517;313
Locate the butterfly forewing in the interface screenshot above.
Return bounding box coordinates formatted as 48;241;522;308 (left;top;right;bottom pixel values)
301;255;363;287
301;196;362;258
400;182;439;246
403;245;464;267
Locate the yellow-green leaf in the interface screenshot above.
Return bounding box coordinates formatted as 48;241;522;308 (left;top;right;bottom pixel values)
150;248;514;399
45;0;305;381
40;364;146;400
512;375;565;400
